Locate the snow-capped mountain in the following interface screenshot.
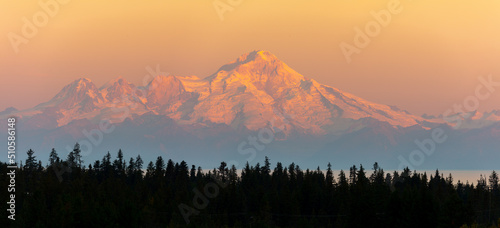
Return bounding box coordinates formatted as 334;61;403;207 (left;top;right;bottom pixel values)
36;77;105;112
1;50;498;169
2;50;431;134
422;110;500;129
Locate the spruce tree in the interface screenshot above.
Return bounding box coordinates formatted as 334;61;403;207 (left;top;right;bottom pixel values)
49;148;59;166
25;149;37;171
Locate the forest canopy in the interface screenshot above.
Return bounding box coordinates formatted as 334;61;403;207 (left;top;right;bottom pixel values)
1;145;499;227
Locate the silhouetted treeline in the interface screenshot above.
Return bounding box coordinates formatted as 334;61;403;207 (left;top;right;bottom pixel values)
1;145;499;227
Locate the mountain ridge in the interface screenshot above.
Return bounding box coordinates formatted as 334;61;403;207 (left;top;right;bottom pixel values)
1;50;499;169
4;50;495;133
24;52;421;131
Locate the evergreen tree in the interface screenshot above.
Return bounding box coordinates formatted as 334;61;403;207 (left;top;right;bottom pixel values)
72;143;83;168
326;162;334;188
48;148;59;166
127;157;135;175
114;149;125;175
229;164;238;184
489;171;499;191
349;165;357;184
4;149;499;227
190;165;196;182
146;161;155;179
135;155;144;177
165;159;175;181
93;160;101;171
176;161;189;186
101;152;112;175
67;151;76;168
263;156;271;176
478;174;487;191
196;166;203;179
25;149;37;170
338;170;348;188
154;156;165;178
218;161;228;181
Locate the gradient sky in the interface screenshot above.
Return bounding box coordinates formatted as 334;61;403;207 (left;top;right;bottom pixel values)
1;0;499;115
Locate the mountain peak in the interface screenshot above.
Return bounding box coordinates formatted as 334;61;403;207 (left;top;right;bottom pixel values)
235;50;277;62
147;75;186;107
74;77;92;84
100;76;130;90
150;75;177;83
36;77;104;112
211;50;282;75
101;77;137;102
55;77;96;95
0;107;18;115
110;76;127;84
63;77;94;92
16;50;432;136
112;76;129;86
207;50;305;93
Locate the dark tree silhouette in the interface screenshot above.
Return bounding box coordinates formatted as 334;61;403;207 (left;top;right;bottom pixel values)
1;148;499;227
48;148;59;166
24;149;37;171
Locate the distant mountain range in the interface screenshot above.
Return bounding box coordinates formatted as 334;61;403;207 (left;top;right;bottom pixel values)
2;51;499;169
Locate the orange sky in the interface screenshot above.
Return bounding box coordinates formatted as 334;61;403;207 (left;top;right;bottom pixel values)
1;0;499;115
